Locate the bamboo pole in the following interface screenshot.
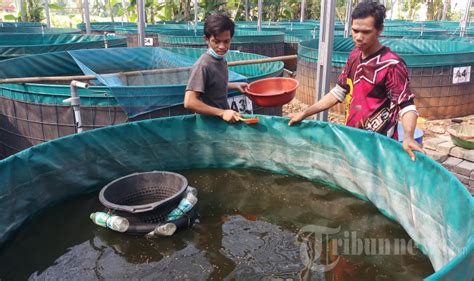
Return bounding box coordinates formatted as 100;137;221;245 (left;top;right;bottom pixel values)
0;55;297;84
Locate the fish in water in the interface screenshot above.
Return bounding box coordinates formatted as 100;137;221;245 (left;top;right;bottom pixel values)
221;209;257;222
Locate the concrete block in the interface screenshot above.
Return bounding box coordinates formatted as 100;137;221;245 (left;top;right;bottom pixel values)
426;150;448;163
442;157;463;170
464;150;474;162
428;125;446;134
454;173;470;185
453;160;474;177
423;137;449;151
449;146;466;159
436;140;456;155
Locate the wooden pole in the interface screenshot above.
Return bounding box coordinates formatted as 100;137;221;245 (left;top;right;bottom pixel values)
0;55;298;84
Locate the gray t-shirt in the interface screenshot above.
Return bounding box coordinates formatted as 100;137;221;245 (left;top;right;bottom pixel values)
186;52;229;109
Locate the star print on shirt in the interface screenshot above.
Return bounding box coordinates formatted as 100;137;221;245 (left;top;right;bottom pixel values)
353;54;399;85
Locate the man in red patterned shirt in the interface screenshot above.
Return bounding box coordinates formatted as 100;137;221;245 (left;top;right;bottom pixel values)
289;2;425;160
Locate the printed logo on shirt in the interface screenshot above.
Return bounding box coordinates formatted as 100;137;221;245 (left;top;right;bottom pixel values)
365;107;390;132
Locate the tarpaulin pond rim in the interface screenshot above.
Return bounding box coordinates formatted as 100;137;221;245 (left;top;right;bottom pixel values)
0;33;128;60
0;47;284;105
0;115;472;281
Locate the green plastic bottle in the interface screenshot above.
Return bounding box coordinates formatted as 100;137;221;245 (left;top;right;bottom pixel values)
90;212;130;233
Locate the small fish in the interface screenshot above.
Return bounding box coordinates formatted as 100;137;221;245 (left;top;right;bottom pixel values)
234;209;257;221
220;210;257;222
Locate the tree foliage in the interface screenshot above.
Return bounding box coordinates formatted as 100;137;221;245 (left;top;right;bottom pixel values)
8;0;464;24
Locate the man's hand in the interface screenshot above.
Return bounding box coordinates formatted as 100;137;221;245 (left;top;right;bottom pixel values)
232;82;248;94
222;109;241;123
288;111;306;126
402;137;426;161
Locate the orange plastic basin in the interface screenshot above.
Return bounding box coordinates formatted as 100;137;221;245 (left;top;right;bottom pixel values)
245;77;299;107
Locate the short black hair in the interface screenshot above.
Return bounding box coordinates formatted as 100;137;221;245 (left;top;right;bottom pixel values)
204;14;235;38
352;2;386;30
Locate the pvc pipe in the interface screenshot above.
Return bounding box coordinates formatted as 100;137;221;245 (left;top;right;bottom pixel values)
315;0;336;121
300;0;306;23
65;81;89;133
193;0;198;29
245;0;249;21
257;0;262;32
44;0;51;28
137;0;145;47
460;0;472;37
344;0;353;38
104;32;109;48
20;0;26;22
83;0;91;34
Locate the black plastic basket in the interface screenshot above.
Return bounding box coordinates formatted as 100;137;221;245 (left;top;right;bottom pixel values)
98;171;198;234
99;171;188;213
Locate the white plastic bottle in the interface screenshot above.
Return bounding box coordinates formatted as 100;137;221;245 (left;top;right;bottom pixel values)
146;223;177;238
90;212;130;233
185;186;198;197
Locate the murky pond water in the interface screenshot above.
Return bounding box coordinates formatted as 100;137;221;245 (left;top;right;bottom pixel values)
0;169;434;280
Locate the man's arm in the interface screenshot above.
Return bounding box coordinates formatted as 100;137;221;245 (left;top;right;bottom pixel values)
184;90;240;123
288;93;339;126
401;111;425;161
228;82;248;93
288;50;354;127
386;62;426;160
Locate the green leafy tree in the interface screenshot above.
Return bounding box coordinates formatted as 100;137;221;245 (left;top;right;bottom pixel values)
24;0;45;22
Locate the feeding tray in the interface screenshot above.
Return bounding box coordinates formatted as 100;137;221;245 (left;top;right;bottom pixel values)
245;77;299;107
99;171;188;213
97;171;198;235
447;123;474;150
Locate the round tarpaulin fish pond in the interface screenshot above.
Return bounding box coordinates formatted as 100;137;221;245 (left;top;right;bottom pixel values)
296;37;474;119
0;168;435;279
0;22;45;27
0;115;472;280
0;33;127;60
114;24;204;47
77;22;137;34
157;30;285;57
0;47;284;158
0;27;80;34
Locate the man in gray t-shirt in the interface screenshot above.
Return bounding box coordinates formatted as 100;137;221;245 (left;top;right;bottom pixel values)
184;14;248;123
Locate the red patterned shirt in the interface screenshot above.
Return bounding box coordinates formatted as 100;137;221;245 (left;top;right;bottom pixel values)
330;46;417;139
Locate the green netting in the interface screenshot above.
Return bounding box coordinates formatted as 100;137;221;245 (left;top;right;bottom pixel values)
115;25;204;35
0;47;283;107
114;22;316;35
236;26;287;32
70;48;246;117
284;30;345;43
298;37;474;67
402;35;474;43
448;29;474;37
0;34;127;60
382;29;449;37
285;29;318;43
0;22;45;27
0;27;80;34
0;115;472;280
77;22;136;32
0;34;120;45
158;30;285;45
279;22;318;29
